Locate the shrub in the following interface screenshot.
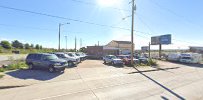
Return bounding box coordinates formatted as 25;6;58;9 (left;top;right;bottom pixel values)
147;58;157;66
0;74;4;78
0;68;5;72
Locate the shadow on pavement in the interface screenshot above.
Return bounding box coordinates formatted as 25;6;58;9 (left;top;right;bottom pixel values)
133;67;185;100
163;61;203;68
128;67;180;74
103;63;124;68
6;69;63;81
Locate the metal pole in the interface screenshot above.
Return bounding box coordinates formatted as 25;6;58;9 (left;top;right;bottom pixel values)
65;36;67;52
149;42;151;59
159;44;162;59
75;37;77;52
131;0;135;65
58;23;61;51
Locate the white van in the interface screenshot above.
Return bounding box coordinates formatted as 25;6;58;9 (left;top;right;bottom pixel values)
179;53;202;64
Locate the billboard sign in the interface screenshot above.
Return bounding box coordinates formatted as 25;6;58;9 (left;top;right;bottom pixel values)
151;34;171;45
160;34;171;44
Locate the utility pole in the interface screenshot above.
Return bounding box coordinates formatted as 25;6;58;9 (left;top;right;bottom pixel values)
98;41;99;46
149;42;151;59
131;0;135;66
65;35;67;52
58;23;70;51
159;44;162;59
80;38;82;48
58;23;61;51
75;37;77;52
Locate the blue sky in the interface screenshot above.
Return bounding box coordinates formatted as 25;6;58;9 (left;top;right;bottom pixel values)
0;0;203;50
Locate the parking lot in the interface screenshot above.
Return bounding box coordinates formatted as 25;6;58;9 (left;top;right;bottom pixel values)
0;60;203;100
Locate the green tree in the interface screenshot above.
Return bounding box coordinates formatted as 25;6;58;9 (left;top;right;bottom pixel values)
35;44;40;49
12;40;23;49
30;44;34;48
39;45;43;49
24;43;30;49
0;40;12;49
79;47;87;53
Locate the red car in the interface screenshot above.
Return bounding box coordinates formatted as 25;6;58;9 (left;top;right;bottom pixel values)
117;55;131;65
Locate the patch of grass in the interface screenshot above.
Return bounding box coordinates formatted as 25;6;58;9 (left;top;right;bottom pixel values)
6;61;28;70
135;58;158;67
0;61;28;72
0;74;4;78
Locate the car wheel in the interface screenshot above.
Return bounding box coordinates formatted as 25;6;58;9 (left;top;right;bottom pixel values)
68;61;73;67
48;66;55;73
28;64;34;70
104;61;106;64
111;62;115;65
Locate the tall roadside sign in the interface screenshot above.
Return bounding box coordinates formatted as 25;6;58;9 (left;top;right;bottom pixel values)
151;34;172;58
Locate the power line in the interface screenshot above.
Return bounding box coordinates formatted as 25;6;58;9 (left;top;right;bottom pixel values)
0;5;202;46
147;0;201;28
0;5;154;36
71;0;131;12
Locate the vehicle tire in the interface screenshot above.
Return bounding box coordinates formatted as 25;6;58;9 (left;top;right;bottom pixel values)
28;64;34;70
68;61;74;67
48;66;55;73
111;61;115;65
104;60;106;64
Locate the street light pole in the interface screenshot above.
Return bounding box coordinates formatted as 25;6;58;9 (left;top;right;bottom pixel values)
65;35;67;52
131;0;135;65
58;23;61;51
58;23;70;51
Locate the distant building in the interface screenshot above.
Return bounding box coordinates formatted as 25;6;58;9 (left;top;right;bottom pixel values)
189;46;203;54
106;40;134;55
141;46;149;52
86;46;119;59
86;40;134;59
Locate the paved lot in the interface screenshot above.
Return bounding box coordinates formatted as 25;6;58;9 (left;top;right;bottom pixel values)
0;60;203;100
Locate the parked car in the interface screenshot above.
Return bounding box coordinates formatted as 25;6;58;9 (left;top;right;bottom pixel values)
75;52;86;61
117;55;139;65
26;53;68;72
66;52;81;63
52;52;78;67
103;55;123;66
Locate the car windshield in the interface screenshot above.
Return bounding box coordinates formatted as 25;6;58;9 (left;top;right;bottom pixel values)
110;56;117;59
68;53;74;57
75;53;80;56
181;57;191;59
64;54;70;58
45;55;58;60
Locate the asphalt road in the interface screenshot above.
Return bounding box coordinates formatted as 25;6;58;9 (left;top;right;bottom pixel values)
0;60;203;100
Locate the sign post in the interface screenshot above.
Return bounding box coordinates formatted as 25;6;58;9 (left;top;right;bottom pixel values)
151;34;172;59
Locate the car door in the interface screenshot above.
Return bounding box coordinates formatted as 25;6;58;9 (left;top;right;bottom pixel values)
32;54;42;67
106;56;111;63
40;55;50;68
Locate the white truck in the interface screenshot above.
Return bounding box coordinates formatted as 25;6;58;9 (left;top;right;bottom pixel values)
103;55;123;66
179;53;202;64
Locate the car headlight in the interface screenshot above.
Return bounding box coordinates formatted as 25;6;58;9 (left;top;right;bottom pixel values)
54;63;61;66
